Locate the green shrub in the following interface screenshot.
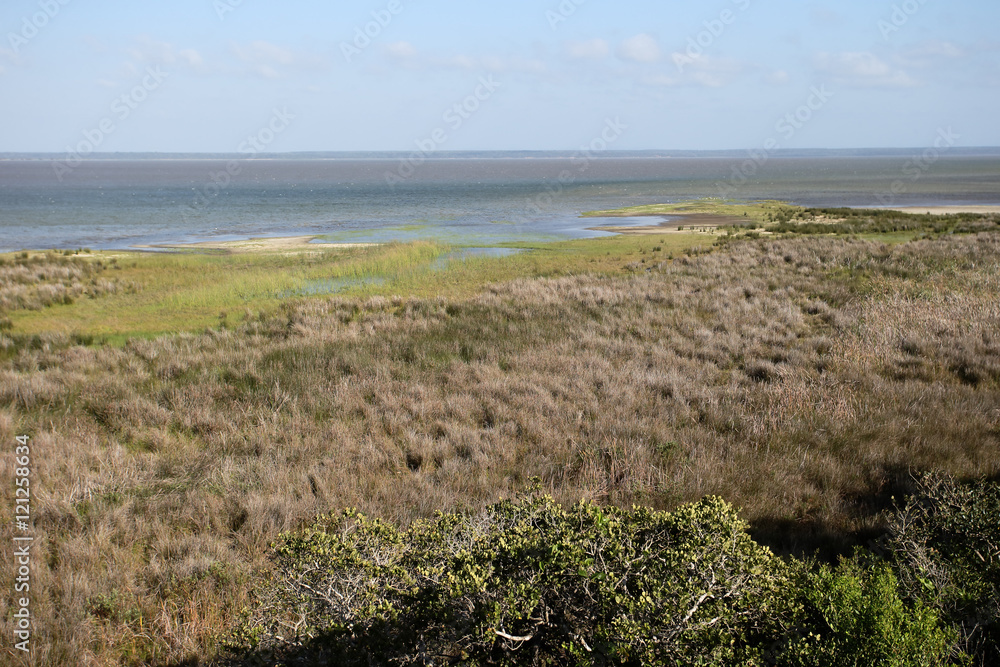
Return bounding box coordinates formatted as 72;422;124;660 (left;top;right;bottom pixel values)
230;495;790;666
776;557;954;667
228;479;994;666
885;474;1000;665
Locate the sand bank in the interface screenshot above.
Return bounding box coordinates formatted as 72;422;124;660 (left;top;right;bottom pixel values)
588;213;743;236
134;236;379;253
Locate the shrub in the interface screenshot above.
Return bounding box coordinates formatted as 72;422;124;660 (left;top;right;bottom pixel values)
776;557;954;667
230;495;790;666
885;474;1000;665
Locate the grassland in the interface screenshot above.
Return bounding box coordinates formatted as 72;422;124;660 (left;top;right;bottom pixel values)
1;204;999;664
1;232;714;342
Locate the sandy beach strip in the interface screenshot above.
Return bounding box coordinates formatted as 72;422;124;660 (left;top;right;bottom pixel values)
134;235;379;253
587;212;744;236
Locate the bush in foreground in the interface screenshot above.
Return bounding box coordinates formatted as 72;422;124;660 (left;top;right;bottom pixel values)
227;493;957;666
779;557;953;667
886;474;1000;665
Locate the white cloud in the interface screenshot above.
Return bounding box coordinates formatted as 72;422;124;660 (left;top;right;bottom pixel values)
90;37;204;85
382;47;545;76
385;41;418;59
894;40;964;68
230;40;327;78
815;51;917;87
566;39;609;60
448;54;478;70
125;37;206;73
177;49;204;69
232;40;294;71
687;57;745;87
765;70;790;85
126;36;176;64
919;41;963;58
617;34;661;63
659;54;747;87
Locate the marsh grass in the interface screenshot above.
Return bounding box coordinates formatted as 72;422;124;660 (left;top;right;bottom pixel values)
765;208;1000;237
3;242;453;340
1;228;999;664
588;201;1000;245
3;234;713;341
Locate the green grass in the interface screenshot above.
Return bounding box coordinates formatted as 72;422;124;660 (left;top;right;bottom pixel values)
316;222;563;247
3;232;716;340
5;241;450;339
9;200;993;342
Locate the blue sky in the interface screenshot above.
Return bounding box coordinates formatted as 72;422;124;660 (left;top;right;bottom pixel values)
1;0;998;152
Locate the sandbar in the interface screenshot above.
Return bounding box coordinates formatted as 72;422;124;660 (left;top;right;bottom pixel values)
134;235;379;253
588;213;743;236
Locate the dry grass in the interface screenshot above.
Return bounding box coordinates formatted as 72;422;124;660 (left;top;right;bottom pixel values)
1;232;999;664
0;253;132;314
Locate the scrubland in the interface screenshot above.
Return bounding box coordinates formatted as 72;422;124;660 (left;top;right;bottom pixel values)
0;207;999;664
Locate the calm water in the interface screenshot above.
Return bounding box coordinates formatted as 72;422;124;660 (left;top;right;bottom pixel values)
2;156;1000;251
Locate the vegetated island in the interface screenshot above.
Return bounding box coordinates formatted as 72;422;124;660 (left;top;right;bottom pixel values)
1;201;999;665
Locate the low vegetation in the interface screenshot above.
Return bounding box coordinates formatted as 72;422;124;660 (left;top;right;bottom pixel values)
0;234;713;343
229;491;961;666
762;207;1000;237
0;252;133;313
1;204;998;664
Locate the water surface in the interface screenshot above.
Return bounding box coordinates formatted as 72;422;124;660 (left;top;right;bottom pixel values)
2;155;999;251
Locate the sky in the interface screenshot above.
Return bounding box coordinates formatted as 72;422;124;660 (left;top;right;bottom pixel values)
1;0;998;152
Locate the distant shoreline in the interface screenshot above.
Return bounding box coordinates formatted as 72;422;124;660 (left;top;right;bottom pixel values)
4;148;1000;161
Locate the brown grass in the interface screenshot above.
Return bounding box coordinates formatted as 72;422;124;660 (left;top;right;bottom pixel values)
1;233;999;664
0;254;132;315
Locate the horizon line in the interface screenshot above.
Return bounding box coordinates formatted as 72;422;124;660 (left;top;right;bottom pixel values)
3;147;1000;159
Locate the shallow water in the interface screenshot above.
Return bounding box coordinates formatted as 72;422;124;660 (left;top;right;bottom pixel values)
2;155;999;251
